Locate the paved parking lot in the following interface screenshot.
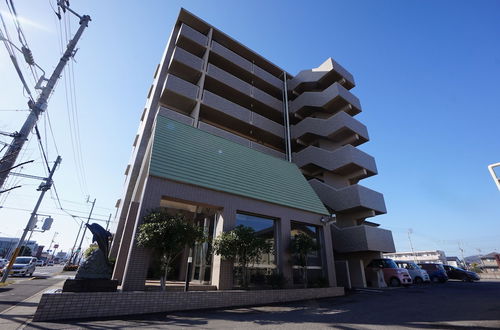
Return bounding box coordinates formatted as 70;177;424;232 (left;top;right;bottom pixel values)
28;279;500;329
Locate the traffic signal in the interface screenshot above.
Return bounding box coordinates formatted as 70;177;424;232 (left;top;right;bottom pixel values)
42;217;54;231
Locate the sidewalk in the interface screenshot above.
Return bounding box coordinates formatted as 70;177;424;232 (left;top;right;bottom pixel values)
0;280;65;330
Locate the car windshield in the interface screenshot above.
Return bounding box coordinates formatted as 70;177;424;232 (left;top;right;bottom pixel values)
383;259;398;268
15;257;32;264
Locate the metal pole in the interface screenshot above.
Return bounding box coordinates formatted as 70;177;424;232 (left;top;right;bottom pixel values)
74;198;95;264
1;156;61;283
0;14;90;190
46;232;58;261
20;228;35;256
68;220;84;264
105;213;111;231
282;72;292;162
408;229;416;263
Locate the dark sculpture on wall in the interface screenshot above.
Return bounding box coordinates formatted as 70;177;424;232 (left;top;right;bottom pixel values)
64;223;118;292
75;223;113;280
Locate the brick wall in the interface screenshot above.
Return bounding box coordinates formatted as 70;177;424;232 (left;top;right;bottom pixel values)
34;287;344;322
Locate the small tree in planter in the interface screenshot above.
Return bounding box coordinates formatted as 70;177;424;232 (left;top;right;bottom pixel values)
213;225;272;289
136;209;205;291
290;232;319;288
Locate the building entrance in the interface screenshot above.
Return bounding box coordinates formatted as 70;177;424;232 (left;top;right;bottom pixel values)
158;198;218;285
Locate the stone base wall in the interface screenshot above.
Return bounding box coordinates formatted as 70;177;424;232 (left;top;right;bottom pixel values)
34;287;344;322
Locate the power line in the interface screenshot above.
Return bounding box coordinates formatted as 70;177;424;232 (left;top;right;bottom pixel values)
0;205;114;224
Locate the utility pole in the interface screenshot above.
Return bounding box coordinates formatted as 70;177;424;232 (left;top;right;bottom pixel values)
0;6;91;190
459;241;466;269
68;218;84;265
105;213;111;231
46;231;58;261
74;197;95;264
408;229;417;263
1;156;61;283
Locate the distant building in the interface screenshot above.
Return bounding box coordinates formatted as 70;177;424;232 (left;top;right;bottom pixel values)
446;256;463;268
480;252;500;273
0;237;38;258
384;250;447;264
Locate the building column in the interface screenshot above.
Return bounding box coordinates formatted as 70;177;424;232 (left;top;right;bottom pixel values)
277;218;293;287
322;224;337;287
347;257;367;288
210;208;236;290
112;201;140;283
120;182;160;291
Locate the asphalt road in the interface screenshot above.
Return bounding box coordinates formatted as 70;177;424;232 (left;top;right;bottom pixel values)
0;265;65;313
28;279;500;329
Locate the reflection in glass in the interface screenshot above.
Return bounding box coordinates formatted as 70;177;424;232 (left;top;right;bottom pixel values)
234;213;276;286
291;221;323;285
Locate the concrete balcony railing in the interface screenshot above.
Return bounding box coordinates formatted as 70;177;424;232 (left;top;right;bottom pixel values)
176;23;208;57
288;58;355;93
308;179;386;215
293;145;377;178
211;40;282;90
330;224;395;253
291;111;369;146
289;82;361;118
168;47;204;84
159;74;199;114
201;90;284;141
205;64;283;122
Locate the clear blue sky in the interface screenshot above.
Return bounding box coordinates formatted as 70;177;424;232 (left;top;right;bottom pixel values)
0;0;499;258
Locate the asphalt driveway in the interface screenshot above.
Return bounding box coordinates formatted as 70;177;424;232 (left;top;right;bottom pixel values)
29;280;500;329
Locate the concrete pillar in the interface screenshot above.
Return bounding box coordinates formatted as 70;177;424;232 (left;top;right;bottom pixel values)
112;201;140;283
211;208;236;290
277;218;293;287
121;183;159;291
322;224;337;287
348;257;367;288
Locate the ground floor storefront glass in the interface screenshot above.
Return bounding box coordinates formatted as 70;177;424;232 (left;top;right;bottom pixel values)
291;221;325;286
234;212;277;287
145;198;218;285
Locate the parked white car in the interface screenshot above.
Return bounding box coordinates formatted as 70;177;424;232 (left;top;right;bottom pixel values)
1;257;37;277
395;260;430;284
0;258;8;268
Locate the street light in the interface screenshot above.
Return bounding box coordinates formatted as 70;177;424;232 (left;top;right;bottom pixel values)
488;163;500;191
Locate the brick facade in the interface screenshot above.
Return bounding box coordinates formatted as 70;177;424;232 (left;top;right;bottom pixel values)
34;287;344;322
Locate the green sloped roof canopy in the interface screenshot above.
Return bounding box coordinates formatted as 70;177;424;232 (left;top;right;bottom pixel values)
150;115;328;215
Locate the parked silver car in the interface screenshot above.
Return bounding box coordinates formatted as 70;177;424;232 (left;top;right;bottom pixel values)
395;260;430;284
3;257;37;277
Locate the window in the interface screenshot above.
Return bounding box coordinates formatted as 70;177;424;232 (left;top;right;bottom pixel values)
234;212;276;286
290;221;323;285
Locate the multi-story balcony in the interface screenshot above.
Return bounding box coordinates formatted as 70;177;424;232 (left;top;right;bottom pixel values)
176;23;207;57
210;40;282;94
167;47;203;84
159;74;199;114
288;57;355;93
308;179;386;215
200;90;284;149
293;145;377;178
204;64;283;123
289;82;361;118
331;224;396;253
291;111;369;147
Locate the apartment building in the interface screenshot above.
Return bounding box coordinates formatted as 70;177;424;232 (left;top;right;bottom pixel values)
480;253;500;273
384;250;447;264
0;237;37;258
110;8;394;291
